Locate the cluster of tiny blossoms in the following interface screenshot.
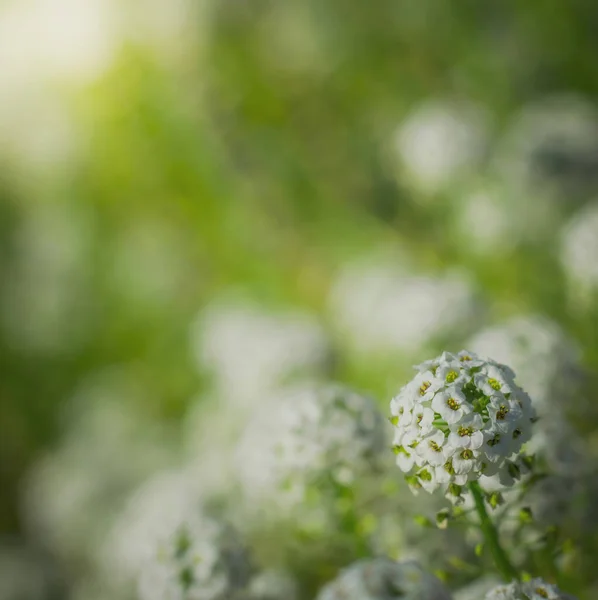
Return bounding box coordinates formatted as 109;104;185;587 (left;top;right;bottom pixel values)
485;578;577;600
316;558;452;600
390;351;536;503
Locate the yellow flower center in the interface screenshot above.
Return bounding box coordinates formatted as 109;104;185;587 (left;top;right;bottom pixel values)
447;397;460;410
446;370;459;383
419;381;431;396
458;426;474;437
487;434;501;447
429;440;442;452
535;588;549;599
496;405;509;420
460;449;474;460
488;378;501;391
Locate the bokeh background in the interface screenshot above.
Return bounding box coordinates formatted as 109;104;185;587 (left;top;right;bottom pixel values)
1;1;598;599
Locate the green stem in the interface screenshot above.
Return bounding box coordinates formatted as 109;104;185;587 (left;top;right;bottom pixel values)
469;481;519;582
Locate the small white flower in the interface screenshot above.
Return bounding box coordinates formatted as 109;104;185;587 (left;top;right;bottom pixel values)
474;368;514;396
485;578;577;600
411;371;443;402
452;448;480;475
447;414;484;450
483;430;515;464
432;387;471;424
409;406;435;433
437;363;468;386
415;430;448;467
487;396;523;433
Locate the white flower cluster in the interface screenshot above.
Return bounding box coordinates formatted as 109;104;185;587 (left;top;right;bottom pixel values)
468;315;584;416
22;376;176;567
393;98;488;196
561;202;598;298
485;579;577;600
316;558;452;600
390;351;535;502
236;384;387;512
192;300;330;407
137;511;252;600
246;570;298;600
99;469;203;589
492;95;598;198
329;261;479;355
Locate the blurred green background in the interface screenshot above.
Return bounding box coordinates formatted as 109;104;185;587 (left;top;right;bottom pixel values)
1;0;598;598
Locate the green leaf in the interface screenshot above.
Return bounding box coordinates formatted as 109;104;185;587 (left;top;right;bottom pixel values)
413;514;434;528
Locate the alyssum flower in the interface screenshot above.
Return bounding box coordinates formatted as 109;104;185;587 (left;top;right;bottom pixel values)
390;351;535;503
485;578;577;600
316;558;452;600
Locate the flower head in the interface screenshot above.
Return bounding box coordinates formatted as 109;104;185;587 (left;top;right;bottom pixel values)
390;351;535;503
137;511;252;600
316;558;452;600
237;383;387;513
485;579;577;600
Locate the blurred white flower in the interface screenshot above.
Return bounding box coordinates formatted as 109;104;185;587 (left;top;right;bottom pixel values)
455;180;558;255
467;315;584;416
316;558;452;600
137;510;252;600
329;261;480;355
247;569;298;600
21;369;177;567
561;202;598;303
393;99;488;196
99;468;204;593
390;351;535;503
485;579;577;600
191;300;331;407
236;383;387;515
492;95;598;198
454;576;501;600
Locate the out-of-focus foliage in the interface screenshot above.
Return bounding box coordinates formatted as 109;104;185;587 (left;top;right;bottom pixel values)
1;1;598;599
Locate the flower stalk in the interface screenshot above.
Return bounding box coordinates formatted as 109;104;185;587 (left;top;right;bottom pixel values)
469;481;518;583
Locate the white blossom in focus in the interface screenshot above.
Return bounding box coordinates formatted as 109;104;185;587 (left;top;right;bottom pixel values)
329;262;479;355
191;300;331;407
316;558;452;600
393;99;488;196
390;351;535;503
467;315;584;416
137;511;252;600
561;202;598;301
236;383;387;513
485;579;577;600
